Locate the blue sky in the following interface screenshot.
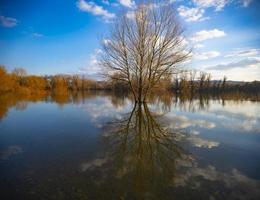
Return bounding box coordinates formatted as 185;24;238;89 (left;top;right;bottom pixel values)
0;0;260;81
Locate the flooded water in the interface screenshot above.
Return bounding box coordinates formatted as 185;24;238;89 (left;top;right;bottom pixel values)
0;92;260;200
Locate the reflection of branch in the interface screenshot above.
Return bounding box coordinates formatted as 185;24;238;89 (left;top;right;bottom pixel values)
99;102;190;198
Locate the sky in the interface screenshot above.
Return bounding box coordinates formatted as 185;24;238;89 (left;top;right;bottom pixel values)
0;0;260;81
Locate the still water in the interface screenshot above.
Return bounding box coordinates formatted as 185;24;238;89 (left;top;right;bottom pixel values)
0;92;260;200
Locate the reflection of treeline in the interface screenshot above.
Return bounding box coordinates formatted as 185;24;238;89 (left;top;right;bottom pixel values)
1;90;259;120
0;90;128;120
147;91;260;113
0;93;48;120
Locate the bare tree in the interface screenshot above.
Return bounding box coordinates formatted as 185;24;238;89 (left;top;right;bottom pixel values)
179;71;189;94
199;72;206;91
71;75;83;91
189;70;197;93
13;68;27;77
13;68;27;86
101;0;190;102
205;73;211;90
222;76;227;90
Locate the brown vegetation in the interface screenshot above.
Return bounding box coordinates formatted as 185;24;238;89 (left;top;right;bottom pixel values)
0;66;109;96
1;65;259;102
171;70;260;95
0;66;47;95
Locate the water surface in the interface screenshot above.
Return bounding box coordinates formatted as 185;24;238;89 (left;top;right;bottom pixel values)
0;92;260;199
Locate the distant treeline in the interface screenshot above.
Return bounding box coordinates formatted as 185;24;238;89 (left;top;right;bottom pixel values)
0;66;111;95
171;71;260;94
0;66;259;95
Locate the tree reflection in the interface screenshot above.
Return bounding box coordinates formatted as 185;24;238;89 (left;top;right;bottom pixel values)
0;91;259;120
82;102;191;199
0;93;48;120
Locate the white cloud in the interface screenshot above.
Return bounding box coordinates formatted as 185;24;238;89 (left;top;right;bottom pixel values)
102;0;110;5
175;165;260;200
178;6;209;22
126;11;135;19
191;29;226;42
190;130;200;135
241;0;253;7
81;158;108;171
78;49;103;77
209;102;260;133
194;43;205;48
32;32;44;37
225;48;260;58
0;15;18;28
187;136;219;148
79;97;131;127
167;114;216;129
211;102;260;119
207;58;260;70
194;51;220;60
210;101;260;119
193;0;230;11
77;0;115;21
103;39;112;45
193;0;253;10
224;118;260;133
180;37;189;47
209;65;260;81
118;0;136;8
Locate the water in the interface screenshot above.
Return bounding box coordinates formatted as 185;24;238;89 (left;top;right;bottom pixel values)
0;92;260;200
